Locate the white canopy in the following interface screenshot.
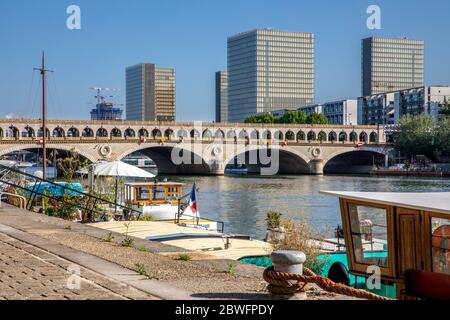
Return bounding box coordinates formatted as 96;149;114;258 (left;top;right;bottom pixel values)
79;160;155;178
320;191;450;215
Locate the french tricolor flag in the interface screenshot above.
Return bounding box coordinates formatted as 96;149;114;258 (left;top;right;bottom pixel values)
189;183;198;216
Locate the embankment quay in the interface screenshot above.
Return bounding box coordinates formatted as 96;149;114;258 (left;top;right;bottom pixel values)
0;203;350;300
0;118;389;175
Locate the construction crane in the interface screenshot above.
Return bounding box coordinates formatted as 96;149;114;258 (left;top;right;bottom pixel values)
89;87;123;121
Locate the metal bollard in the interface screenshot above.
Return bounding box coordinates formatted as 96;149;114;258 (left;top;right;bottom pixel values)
268;250;307;300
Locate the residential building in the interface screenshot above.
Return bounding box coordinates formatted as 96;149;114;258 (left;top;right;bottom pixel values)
297;104;322;116
394;86;450;123
266;99;357;125
362;37;424;96
215;71;228;122
126;63;176;121
358;86;450;125
227;29;314;122
321;99;358;125
358;92;396;125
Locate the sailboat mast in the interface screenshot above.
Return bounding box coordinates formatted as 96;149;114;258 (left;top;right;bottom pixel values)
41;51;47;180
34;51;52;180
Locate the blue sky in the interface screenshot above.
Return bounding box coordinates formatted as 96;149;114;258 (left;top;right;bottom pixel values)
1;0;449;121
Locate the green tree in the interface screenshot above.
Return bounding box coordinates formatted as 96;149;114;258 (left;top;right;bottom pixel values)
56;148;89;182
393;115;436;158
276;110;308;124
244;114;276;124
439;99;450;118
307;112;329;125
435;117;450;156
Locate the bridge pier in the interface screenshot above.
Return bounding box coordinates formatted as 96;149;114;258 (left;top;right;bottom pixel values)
309;159;324;175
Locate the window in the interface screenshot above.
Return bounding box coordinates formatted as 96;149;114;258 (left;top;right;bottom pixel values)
431;217;450;275
136;187;150;201
348;204;389;267
153;186;166;201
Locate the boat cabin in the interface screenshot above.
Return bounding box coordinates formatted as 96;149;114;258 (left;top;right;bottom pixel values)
124;182;184;206
322;191;450;300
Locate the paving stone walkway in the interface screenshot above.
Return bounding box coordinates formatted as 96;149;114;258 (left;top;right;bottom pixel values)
0;233;156;300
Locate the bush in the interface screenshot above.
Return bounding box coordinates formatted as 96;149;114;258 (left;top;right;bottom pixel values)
266;211;282;229
274;219;330;274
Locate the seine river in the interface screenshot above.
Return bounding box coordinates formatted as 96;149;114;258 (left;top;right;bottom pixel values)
162;175;450;239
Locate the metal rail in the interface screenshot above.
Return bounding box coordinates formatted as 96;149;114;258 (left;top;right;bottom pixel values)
0;163;142;221
0;192;27;209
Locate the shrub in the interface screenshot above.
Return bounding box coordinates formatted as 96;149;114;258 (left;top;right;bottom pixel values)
274;219;330;275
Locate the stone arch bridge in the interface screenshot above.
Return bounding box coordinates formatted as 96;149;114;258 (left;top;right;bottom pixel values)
0;118;390;175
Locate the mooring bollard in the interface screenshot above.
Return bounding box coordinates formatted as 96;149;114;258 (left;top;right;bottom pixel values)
267;250;307;300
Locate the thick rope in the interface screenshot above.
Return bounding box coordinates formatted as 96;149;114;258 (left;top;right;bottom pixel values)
263;267;393;300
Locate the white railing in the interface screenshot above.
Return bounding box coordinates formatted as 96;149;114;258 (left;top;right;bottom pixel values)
0;192;27;210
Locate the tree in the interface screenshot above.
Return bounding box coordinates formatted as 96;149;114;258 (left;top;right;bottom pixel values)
276;110;308;124
393;115;436;158
307;112;329;125
439;98;450;118
56;148;89;181
244;114;275;124
435;117;450;156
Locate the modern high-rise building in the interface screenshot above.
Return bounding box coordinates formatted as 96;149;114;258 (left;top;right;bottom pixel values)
362;37;424;96
126;63;176;121
227;29;314;122
215;71;228;122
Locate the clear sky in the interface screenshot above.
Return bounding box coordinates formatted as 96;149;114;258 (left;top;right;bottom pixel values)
1;0;449;121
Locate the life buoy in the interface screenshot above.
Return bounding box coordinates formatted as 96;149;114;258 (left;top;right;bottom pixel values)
99;145;112;158
311;147;321;158
212;146;222;156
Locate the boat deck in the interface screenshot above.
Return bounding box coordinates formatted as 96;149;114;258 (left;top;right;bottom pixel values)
89;221;272;261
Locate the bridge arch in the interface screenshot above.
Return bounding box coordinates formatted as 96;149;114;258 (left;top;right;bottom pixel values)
96;128;108;138
124;128;136;138
338;131;347;142
0;144;97;163
117;144;212;175
164;129;173;139
328;131;337;142
214;129;225;139
52;127;65;137
286;130;295;141
151;128;162;138
82;127;94;137
323;148;386;174
67;127;79;137
23;126;35;138
111;128;122;138
202;129;212;139
139;128;149;138
224;145;311;175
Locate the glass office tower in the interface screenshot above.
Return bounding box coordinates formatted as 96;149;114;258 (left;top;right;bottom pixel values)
126;63;176;121
227;29;314;122
362;37;424;96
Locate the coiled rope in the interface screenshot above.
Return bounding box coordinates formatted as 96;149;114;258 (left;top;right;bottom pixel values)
263;267;393;300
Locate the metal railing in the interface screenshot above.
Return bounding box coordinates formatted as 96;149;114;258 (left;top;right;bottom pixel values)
0;163;143;222
0;191;27;209
0;163;226;233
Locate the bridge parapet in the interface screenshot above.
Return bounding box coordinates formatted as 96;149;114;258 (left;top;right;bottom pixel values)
0;118;386;144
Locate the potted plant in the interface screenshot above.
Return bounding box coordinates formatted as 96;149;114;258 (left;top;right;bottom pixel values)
265;210;285;243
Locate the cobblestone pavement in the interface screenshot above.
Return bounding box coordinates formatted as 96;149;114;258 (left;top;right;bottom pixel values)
0;233;156;300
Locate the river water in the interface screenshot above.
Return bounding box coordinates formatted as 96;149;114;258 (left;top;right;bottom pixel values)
162;175;450;239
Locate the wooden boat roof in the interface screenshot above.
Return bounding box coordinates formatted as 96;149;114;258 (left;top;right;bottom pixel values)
321;191;450;215
125;182;184;187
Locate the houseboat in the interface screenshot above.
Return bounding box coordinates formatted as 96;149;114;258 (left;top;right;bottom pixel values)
123;182;219;231
320;191;450;300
